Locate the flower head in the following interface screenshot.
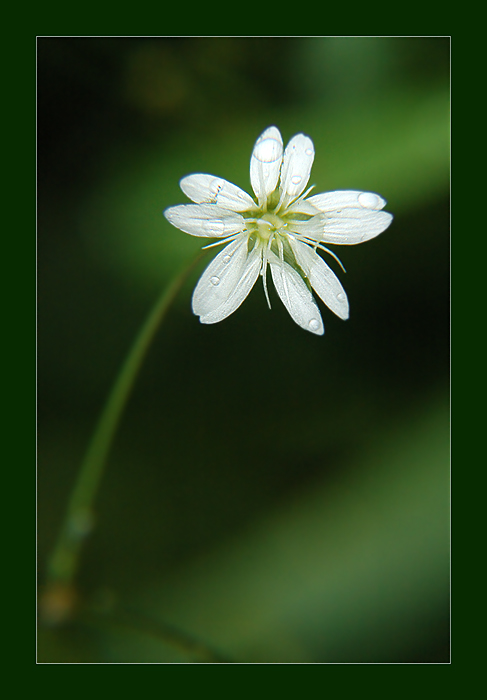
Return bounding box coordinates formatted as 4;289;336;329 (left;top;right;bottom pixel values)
164;126;393;335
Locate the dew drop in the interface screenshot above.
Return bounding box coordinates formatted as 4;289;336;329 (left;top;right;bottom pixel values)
358;192;382;210
337;293;344;301
291;175;302;186
223;255;232;264
254;137;283;164
203;219;225;236
309;318;320;331
210;276;220;286
305;147;313;156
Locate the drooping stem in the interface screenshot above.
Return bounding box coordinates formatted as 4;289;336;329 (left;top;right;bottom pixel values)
43;252;204;609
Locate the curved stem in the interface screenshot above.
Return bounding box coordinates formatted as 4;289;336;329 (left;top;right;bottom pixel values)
43;252;204;603
80;606;233;662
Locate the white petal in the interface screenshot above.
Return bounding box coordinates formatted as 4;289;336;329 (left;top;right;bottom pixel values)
289;238;349;320
250;126;283;206
268;251;324;335
164;204;246;238
180;174;257;212
279;134;315;202
192;236;262;324
307;190;387;212
289;209;393;245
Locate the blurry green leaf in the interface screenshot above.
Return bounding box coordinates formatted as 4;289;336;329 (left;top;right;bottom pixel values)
129;393;449;663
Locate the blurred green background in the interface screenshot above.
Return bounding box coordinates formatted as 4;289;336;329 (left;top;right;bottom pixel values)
37;37;450;663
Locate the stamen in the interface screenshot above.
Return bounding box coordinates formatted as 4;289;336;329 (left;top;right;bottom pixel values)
274;187;288;215
275;184;316;216
261;234;274;309
290;232;347;273
316;244;347;273
201;233;241;250
277;236;284;265
300;184;316;200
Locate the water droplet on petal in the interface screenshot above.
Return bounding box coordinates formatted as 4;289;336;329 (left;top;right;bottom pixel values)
291;175;302;186
223;255;232;264
210;276;220;286
254;137;283;164
305;148;313;156
358;193;381;210
203;219;225;236
337;293;344;301
309;318;320;331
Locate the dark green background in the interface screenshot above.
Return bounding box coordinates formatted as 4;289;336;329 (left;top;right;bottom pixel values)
38;37;450;663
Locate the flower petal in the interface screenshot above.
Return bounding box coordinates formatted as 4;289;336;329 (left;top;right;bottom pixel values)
307;190;387;212
250;126;283;206
289;209;393;245
268;251;324;335
164;203;246;238
279;134;315;203
289;238;349;320
180;174;257;212
192;236;261;323
285;198;321;216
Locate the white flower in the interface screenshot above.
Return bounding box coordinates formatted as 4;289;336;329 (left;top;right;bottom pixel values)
164;126;393;335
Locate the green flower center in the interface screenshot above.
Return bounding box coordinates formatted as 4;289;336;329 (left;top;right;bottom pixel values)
255;212;287;241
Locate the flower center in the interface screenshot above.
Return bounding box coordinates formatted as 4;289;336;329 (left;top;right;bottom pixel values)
255;212;286;241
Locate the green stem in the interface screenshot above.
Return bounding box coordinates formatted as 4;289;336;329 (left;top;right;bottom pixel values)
45;252;204;593
80;607;233;662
